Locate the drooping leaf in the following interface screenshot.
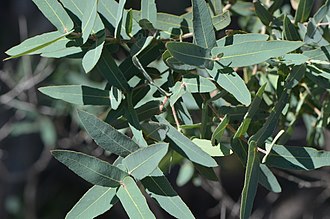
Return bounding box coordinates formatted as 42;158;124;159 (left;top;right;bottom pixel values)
122;143;169;179
208;64;251;106
283;15;301;41
77;110;140;157
32;0;74;33
5;31;71;60
192;0;217;48
142;168;196;219
141;0;157;24
52;150;128;187
295;0;314;23
39;85;112;105
211;115;229;145
254;1;273;25
211;40;303;67
192;138;232;156
265;144;330;170
66;186;117;219
156;115;218;167
117;177;156;219
216;33;269;47
166;42;213;69
240;141;259;219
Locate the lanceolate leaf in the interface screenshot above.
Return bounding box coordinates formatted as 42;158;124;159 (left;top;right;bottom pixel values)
283;15;300;41
77;110;140;157
211;41;303;67
52;150;128;187
240;141;259;219
39;85;112;106
115;0;126;38
211;115;229;145
208;64;251;106
216;33;269;47
156;115;218;167
265;144;330;170
192;0;217;48
192;138;232;156
303;45;330;62
295;0;314;23
81;0;98;43
254;1;273;25
32;0;74;33
142;168;195;219
182;76;217;93
122;143;169;179
5;31;71;60
117;177;156;219
209;0;223;15
141;122;169;141
166;42;213;69
66;186;117;219
141;0;157;24
285;64;306;89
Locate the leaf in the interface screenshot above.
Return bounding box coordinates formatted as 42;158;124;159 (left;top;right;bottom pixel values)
39;85;113;106
313;0;330;23
32;0;74;33
264;144;330;170
77;110;140;157
123;143;169;180
285;64;306;89
96;47;130;92
142;168;196;219
125;9;134;37
156;115;218;167
81;0;98;43
281;54;309;65
117;177;156;219
66;186;117;219
110;86;123;110
141;0;157;24
211;11;231;31
283;15;300;41
60;0;86;21
240;141;259;219
303;45;330;63
211;40;303;67
176;161;195;186
115;0;126;38
269;0;284;14
141;121;169;141
211;114;229;145
254;1;273;25
182;75;217;93
5;31;71;60
216;33;269;47
192;138;232;156
209;0;223;15
208;64;251;106
52;150;128;187
295;0;314;23
192;0;217;48
166;42;213;69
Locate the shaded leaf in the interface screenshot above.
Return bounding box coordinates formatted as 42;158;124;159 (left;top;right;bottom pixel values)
303;45;330;63
295;0;314;23
52;150;128;187
81;0;98;43
141;121;169;141
254;1;273;25
77;110;140;157
216;33;269;47
285;64;306;89
141;0;157;24
115;0;126;38
283;15;300;41
211;115;229;145
117;177;156;219
192;138;232;156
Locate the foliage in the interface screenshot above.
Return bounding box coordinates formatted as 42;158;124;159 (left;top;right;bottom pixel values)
4;0;330;218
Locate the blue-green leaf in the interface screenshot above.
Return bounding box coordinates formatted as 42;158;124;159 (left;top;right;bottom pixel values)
283;15;301;41
295;0;314;23
216;33;269;47
115;0;126;38
81;0;98;43
141;0;157;24
211;115;229;145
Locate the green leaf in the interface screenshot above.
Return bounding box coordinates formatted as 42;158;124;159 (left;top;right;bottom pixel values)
77;110;140;157
142;168;196;219
283;15;301;41
38;85;113;105
208;64;251;106
192;138;232;156
156;115;218;167
240;141;259;219
313;0;330;23
281;54;309;65
110;86;123;110
211;115;229;145
166;42;213;69
269;0;284;14
81;0;98;43
125;9;134;37
122;143;169;179
176;161;195;186
254;1;273;25
32;0;74;33
212;11;231;31
211;40;303;67
141;121;169;141
303;45;330;63
52;150;128;187
183;75;217;93
265;144;330;170
192;0;217;48
117;177;156;219
216;33;269;47
66;186;117;219
209;0;223;15
295;0;314;23
96;47;130;92
141;0;157;24
115;0;126;38
285;64;306;89
60;0;86;21
5;31;71;60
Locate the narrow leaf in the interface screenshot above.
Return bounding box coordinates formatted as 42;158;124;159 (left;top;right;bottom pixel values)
192;0;217;48
77;110;140;157
39;85;112;105
32;0;74;33
123;143;169;180
240;141;259;219
66;186;117;219
211;41;303;67
216;33;269;47
254;1;273;25
295;0;314;23
192;138;232;156
156;115;218;167
183;76;217;93
285;64;306;89
283;15;300;41
115;0;126;38
141;0;157;24
211;115;229;145
117;177;156;219
141;122;169;141
52;150;128;187
81;0;98;43
303;45;330;62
